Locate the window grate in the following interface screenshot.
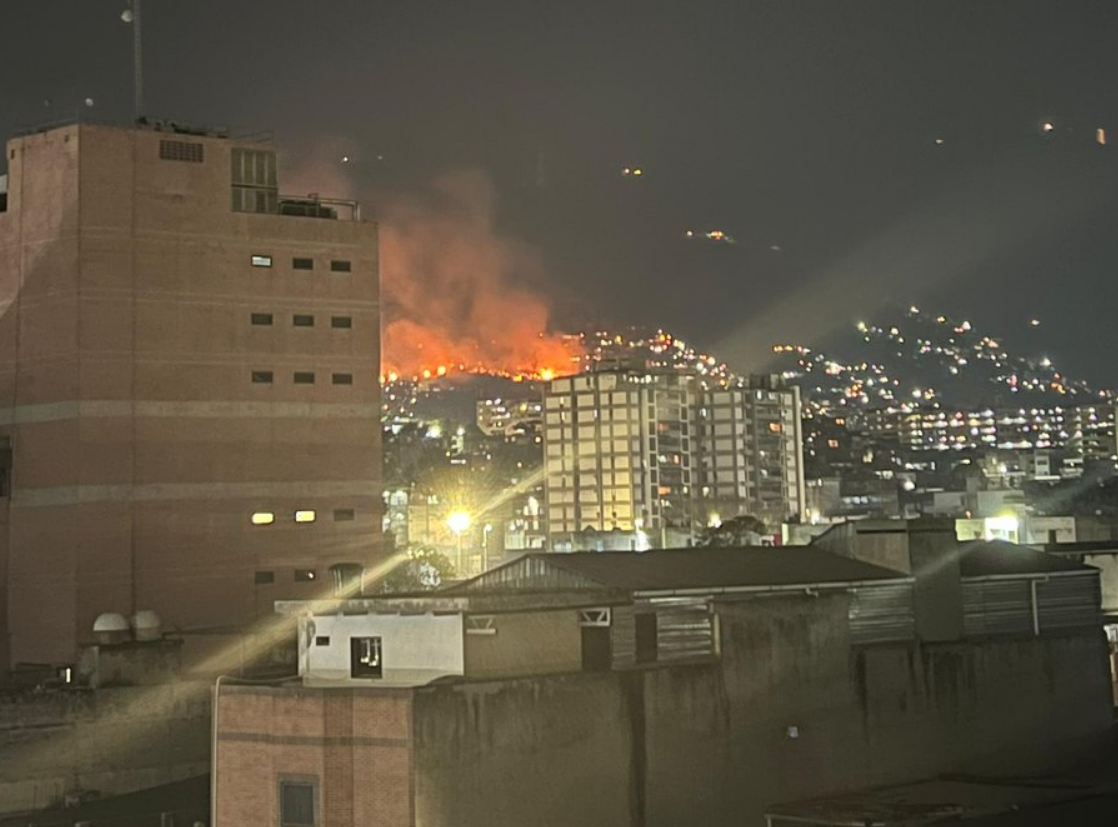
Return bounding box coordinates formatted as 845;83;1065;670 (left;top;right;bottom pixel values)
159;140;205;163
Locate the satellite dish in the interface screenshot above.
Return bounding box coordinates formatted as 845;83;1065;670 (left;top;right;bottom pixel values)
84;98;95;108
121;8;133;22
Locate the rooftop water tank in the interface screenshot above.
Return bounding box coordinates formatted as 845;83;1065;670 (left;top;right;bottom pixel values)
92;613;130;645
131;610;162;642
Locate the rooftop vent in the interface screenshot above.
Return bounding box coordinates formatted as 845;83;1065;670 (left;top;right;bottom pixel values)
159;139;204;163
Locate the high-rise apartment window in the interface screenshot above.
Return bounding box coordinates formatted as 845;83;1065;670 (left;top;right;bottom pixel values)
293;314;315;327
295;569;316;582
350;637;383;678
295;510;316;523
333;508;355;521
332;373;353;386
254;571;275;584
330;316;352;329
292;257;314;270
279;779;317;827
251;255;272;268
293;372;315;384
232;148;278;214
251;512;275;525
330;260;352;273
250;313;273;326
251;371;274;384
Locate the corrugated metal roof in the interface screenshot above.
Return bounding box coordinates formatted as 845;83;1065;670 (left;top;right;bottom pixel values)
467;547;910;593
960;541;1096;577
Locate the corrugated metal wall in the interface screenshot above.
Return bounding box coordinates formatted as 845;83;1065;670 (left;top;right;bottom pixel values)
650;599;716;662
963;573;1101;637
849;583;916;644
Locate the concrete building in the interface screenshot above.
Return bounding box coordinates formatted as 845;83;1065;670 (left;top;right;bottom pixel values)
0;120;381;671
213;532;1113;827
542;369;804;546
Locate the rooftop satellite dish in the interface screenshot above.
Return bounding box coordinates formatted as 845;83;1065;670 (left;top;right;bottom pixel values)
84;98;95;108
121;8;133;22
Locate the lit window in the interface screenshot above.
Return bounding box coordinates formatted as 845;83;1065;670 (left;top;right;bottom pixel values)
251;255;272;268
295;510;316;523
292;257;314;270
330;260;352;273
295;569;316;581
768;422;782;433
293;372;315;384
251;512;275;525
293;314;315;327
332;373;353;386
331;316;352;329
250;313;273;326
251;370;274;384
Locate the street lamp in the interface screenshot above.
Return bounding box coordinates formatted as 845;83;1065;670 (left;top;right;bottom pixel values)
447;510;472;575
121;1;143;122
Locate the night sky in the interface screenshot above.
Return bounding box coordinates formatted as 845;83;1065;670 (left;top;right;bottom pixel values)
4;2;1118;384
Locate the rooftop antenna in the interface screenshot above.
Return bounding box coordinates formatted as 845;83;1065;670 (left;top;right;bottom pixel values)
120;1;143;122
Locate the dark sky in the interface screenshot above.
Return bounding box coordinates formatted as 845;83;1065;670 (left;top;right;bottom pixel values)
4;2;1118;384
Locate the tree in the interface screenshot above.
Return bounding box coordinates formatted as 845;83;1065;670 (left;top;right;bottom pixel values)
377;546;457;594
697;515;768;547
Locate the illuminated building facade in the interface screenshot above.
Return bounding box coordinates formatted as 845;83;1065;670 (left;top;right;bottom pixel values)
543;369;805;545
0;121;381;669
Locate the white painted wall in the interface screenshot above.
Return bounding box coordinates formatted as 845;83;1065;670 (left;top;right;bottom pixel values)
299;613;465;686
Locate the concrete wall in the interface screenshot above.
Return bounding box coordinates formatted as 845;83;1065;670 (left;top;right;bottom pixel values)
415;595;1114;827
463;609;582;679
301;613;464;685
0;681;210;814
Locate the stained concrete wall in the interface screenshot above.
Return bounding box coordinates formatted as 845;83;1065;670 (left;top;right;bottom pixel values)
413;594;1114;827
0;681;210;814
463;609;582;679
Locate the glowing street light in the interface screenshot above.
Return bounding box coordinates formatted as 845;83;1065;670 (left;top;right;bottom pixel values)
447;510;472;535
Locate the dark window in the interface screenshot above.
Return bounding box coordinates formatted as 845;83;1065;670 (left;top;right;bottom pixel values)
330;260;352;273
279;780;316;827
293;314;315;327
332;373;353;386
0;437;12;499
350;636;383;678
635;613;658;664
254;571;275;585
251;254;272;267
158;140;204;163
251;370;274;384
314;636;330;646
333;508;355;521
330;563;364;596
293;372;315;384
295;569;316;582
250;313;273;326
292;257;314;270
581;626;612;672
331;316;352;329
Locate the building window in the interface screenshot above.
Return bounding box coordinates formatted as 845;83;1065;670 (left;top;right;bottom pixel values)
294;569;316;582
333;508;355;521
251;512;275;525
158;140;204;163
251;370;274;384
332;373;353;386
251;255;272;268
250;313;273;326
0;437;10;499
279;779;317;827
330;316;352;329
315;636;331;646
330;563;364;596
292;257;314;270
293;372;315;384
254;571;275;585
350;636;383;678
232;148;278;214
330;260;352;273
293;314;315;327
295;510;316;523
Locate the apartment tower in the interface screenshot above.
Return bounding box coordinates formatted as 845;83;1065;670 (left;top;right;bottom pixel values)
0;121;381;670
